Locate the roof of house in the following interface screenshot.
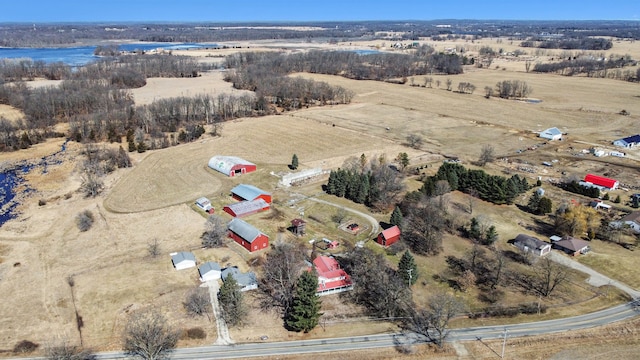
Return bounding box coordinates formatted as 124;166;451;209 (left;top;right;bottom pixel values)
221;266;258;287
291;218;306;226
171;251;196;264
514;234;550;251
312;256;352;291
584;174;618;188
208;156;255;174
619;134;640;144
227;218;265;243
541;127;562;136
225;199;270;216
554;237;590;252
199;261;221;275
231;184;271;201
621;211;640;224
380;225;401;239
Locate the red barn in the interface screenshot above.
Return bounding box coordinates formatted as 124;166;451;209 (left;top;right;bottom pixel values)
208;156;256;177
227;218;269;252
223;199;270;217
230;184;272;203
583;174;619;190
377;225;401;247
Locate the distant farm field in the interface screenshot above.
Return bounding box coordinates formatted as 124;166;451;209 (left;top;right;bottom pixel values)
2;37;640;356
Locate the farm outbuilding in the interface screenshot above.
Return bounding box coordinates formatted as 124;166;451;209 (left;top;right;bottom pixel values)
230;184;272;203
171;251;196;270
227;218;269;252
198;261;222;282
377;225;401;247
208;156;256;177
195;197;214;213
613;134;640;148
513;234;551;256
223;199;270;217
291;218;307;236
582;174;619;190
539;127;563;141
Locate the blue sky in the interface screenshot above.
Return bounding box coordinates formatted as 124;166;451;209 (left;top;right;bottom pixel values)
1;0;638;22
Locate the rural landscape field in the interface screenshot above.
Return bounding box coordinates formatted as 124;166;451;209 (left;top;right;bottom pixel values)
1;19;640;359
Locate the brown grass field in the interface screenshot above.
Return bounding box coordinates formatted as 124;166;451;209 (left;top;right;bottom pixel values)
1;37;640;358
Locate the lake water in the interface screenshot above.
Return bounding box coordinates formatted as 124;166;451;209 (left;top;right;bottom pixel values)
0;42;219;66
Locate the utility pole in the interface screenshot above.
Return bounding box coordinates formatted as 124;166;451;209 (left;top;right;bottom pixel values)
501;328;508;359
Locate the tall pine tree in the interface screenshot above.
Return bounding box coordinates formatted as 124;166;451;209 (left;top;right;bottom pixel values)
218;274;247;326
286;271;322;332
390;206;403;228
291;154;299;170
398;250;418;286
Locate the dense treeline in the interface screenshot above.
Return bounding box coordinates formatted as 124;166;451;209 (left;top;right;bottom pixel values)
421;162;529;205
225;48;463;85
520;37;613;50
326;155;405;210
493;80;533;99
533;57;638;79
3;21;640;48
560;181;600;198
0;55;210;83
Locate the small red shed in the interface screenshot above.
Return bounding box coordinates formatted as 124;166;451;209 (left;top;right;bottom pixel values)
377;225;401;247
227;218;269;252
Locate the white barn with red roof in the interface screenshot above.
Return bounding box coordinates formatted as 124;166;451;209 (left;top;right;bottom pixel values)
208;156;256;177
312;256;353;296
581;174;619;190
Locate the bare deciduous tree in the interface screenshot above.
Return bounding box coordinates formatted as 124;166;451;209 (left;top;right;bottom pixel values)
75;210;94;232
122;309;179;360
201;215;227;248
45;338;94;360
478;144;495;167
406;134;424;149
147;238;160;258
404;292;466;347
260;241;306;313
533;257;568;297
183;288;211;319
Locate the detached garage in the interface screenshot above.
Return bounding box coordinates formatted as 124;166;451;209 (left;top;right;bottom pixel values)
227;218;269;252
208;156;256;177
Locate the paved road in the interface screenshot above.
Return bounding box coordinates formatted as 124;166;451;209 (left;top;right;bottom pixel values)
13;299;635;360
548;252;640;299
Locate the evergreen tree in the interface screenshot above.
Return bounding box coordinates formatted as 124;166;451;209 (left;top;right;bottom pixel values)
291;154;299;170
528;191;542;214
538;197;553;214
398;250;418;286
602;193;610;200
468;217;482;242
614;195;621;204
390;206;404;228
355;173;370;204
484;225;499;245
218;274;247;326
286;271;322;333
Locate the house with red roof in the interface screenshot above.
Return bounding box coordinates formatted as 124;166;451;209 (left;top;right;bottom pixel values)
312;256;353;296
377;225;401;247
581;174;619;190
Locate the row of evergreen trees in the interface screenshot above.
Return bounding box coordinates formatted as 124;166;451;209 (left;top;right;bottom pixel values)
561;180;600;198
326;168;371;205
421;162;529;204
